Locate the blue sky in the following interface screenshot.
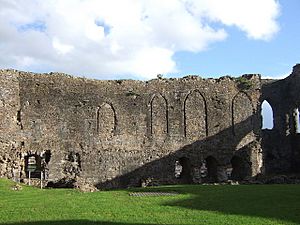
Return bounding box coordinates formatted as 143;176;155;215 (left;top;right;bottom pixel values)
0;0;299;80
1;0;298;129
171;0;300;79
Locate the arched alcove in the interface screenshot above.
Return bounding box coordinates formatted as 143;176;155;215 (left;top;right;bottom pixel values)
205;156;218;182
184;90;207;140
232;92;253;135
174;157;192;183
150;94;168;136
261;100;274;129
97;103;116;140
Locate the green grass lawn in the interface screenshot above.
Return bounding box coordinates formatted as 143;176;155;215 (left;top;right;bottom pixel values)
1;178;300;225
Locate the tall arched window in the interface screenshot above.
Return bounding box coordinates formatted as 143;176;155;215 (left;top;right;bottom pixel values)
296;108;300;133
261;100;274;129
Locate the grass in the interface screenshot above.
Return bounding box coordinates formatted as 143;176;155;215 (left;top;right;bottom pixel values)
1;178;300;225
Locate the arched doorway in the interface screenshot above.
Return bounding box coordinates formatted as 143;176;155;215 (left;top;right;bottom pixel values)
174;157;192;183
205;156;218;182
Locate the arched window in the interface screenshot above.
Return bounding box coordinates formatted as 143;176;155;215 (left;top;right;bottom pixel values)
296;108;300;134
261;100;274;129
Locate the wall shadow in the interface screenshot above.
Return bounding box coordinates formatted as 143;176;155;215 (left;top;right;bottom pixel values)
1;220;158;225
96;114;259;189
161;184;300;225
91;114;300;224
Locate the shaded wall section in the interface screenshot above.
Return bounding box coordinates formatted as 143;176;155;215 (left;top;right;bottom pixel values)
3;65;300;187
262;64;300;174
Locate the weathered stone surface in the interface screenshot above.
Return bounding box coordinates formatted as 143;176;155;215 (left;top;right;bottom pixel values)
0;65;299;188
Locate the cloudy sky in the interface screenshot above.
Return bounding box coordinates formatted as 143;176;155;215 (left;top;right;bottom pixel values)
0;0;299;80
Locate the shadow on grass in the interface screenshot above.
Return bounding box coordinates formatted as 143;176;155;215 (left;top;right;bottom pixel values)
162;184;300;224
1;221;156;225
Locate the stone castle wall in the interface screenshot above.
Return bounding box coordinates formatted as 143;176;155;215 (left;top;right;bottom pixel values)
0;65;299;188
262;64;300;174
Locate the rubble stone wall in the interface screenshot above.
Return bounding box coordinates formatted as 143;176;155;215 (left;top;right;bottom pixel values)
0;65;299;188
261;64;300;174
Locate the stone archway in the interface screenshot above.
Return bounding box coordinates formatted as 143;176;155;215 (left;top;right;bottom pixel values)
175;157;192;183
205;156;218;182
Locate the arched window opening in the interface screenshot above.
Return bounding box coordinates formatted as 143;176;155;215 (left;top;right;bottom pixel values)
296;108;300;134
261;100;274;129
25;154;42;178
205;156;218;182
230;156;248;181
174;157;192;183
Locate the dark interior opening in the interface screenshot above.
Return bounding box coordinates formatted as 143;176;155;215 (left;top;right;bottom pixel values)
175;157;192;183
231;156;248;181
205;156;218;182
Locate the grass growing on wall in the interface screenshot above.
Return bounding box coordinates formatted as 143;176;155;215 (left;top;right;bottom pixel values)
1;178;300;225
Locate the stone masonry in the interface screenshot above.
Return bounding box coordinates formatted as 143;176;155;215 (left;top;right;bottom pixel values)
0;64;299;188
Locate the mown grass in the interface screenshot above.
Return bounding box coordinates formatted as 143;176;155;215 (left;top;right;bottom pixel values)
0;178;300;225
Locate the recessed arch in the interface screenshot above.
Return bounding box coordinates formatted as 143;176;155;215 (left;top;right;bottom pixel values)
97;102;116;140
174;157;192;183
184;90;208;139
150;94;168;136
261;100;274;129
232;92;254;135
205;156;218;182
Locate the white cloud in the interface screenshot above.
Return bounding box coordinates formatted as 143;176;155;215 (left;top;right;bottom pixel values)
52;38;74;55
184;0;280;41
0;0;280;79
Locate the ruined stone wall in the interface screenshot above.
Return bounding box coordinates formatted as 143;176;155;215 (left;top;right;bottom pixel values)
0;70;21;179
262;64;300;174
0;69;263;188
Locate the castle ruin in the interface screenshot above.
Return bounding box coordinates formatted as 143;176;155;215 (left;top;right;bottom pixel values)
0;64;300;188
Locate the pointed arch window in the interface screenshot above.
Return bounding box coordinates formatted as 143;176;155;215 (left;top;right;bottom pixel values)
295;108;300;133
261;100;274;129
